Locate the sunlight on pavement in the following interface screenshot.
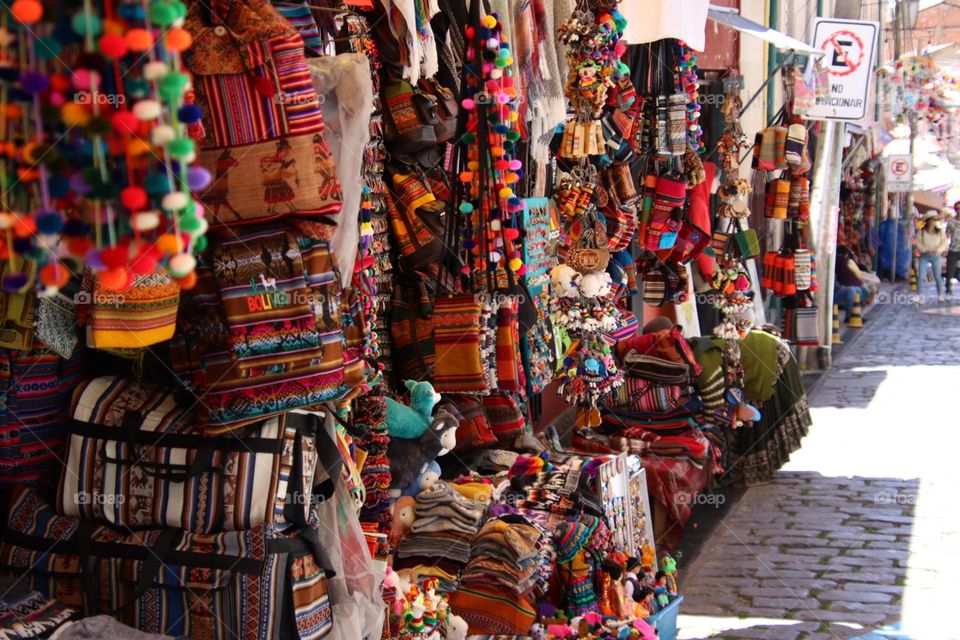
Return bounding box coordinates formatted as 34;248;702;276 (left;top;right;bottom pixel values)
676;616;862;639
788;364;960;639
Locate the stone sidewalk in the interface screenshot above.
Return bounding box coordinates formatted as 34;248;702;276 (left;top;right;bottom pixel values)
677;291;960;640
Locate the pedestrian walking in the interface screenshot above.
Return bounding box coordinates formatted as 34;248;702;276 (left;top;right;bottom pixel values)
916;210;949;302
946;203;960;298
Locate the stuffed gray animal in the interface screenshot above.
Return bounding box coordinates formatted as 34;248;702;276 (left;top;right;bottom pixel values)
387;409;458;495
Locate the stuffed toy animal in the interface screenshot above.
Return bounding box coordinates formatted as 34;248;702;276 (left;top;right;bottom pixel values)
387;410;458;495
445;615;468;640
401;460;441;498
386;380;442;440
389;496;416;547
579;271;612;298
551;264;582;298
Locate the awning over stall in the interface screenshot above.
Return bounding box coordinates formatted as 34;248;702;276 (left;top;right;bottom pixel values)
707;6;824;56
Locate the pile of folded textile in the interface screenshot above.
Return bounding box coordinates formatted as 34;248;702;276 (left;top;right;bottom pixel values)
395;480;487;593
581;326;712;467
448;513;547;636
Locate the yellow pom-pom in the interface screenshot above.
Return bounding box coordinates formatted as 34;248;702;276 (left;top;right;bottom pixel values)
481;15;496;28
498;187;513;199
509;257;523;272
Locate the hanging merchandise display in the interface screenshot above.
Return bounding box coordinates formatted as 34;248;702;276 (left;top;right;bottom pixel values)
0;0;826;638
0;0;208;358
755;66;821;348
709;72;763;430
549;3;637;425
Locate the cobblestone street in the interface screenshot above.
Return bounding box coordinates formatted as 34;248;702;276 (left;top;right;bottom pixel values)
678;291;960;640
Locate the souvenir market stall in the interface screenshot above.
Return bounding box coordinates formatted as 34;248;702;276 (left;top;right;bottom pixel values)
0;1;813;639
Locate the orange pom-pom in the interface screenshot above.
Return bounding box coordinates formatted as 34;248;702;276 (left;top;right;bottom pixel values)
126;138;152;156
102;18;125;36
156;232;184;254
125;29;155;52
13;215;36;238
174;270;197;290
98;267;130;291
11;0;43;25
164;28;192;53
16;167;39;182
40;262;71;288
61;102;91;127
4;104;22;120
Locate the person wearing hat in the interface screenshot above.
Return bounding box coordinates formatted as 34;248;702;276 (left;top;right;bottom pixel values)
946;203;960;297
916;210;949;302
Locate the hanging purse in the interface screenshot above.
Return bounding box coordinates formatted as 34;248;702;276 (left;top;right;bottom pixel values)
432;294;489;394
795;249;813;291
790;296;820;347
733;222;760;260
765;178;790;219
646;174;687;251
185;0;343;229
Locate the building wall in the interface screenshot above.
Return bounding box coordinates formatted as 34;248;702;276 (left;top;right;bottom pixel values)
884;1;960;60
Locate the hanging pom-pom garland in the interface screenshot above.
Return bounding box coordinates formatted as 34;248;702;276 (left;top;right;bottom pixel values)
1;0;203;295
458;11;525;284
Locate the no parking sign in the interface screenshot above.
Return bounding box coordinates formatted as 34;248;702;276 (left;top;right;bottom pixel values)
805;18;878;121
886;155;913;193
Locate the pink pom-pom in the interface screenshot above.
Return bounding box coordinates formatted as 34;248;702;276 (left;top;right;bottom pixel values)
461;98;476;110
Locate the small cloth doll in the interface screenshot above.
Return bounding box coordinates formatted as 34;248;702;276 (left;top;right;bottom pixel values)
597;558;626;618
654;571;670;609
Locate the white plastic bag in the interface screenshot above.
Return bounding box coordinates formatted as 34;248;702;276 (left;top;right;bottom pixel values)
311;412;385;640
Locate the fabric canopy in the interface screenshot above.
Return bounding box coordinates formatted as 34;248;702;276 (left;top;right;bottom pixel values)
622;0;709;51
707;6;824;56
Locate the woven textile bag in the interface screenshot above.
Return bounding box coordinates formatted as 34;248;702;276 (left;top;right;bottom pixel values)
185;0;342;229
389;279;436;383
173;230;348;430
0;347;84;485
0;487;334;640
432;294;488;394
481;392;526;446
794;249;813;290
611;376;686;414
85;272;180;350
791;303;820;347
57;377;326;533
494;297;524;394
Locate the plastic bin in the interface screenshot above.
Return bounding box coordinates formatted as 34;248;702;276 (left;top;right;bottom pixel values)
646;594;683;640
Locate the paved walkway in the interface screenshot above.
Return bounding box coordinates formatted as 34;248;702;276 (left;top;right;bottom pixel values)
678;290;960;640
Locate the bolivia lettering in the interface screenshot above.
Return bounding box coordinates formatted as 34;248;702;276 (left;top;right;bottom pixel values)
247;275;290;312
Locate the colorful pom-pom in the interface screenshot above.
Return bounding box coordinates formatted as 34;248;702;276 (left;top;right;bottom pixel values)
98;266;130;291
99;34;128;58
177;103;203;125
187;166;212;190
35;210;64;235
125;28;154;52
40;261;71;288
11;0;43;24
167;252;196;277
